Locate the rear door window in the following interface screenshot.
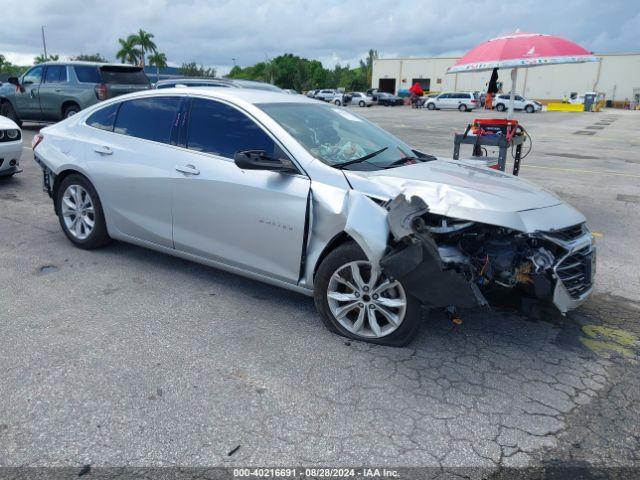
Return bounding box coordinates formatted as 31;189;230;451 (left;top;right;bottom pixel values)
86;103;120;131
74;66;101;83
114;96;181;144
186;98;275;158
44;65;68;83
100;67;150;85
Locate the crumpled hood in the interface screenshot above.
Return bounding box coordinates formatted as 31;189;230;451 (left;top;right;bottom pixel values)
344;159;585;232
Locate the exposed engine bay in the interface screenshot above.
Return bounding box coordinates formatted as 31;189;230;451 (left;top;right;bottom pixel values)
347;193;596;314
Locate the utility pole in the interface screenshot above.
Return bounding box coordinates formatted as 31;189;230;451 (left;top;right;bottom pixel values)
232;58;237;67
41;26;48;60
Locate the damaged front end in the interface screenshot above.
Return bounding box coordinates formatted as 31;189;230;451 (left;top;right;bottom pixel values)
346;193;595;314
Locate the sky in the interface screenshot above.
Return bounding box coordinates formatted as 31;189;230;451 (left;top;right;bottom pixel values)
1;0;638;75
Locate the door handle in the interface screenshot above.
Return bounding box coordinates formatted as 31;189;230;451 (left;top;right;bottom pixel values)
30;89;37;99
175;164;200;175
93;146;113;155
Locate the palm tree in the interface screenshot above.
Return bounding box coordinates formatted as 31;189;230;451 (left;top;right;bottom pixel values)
116;37;142;65
148;52;167;82
129;30;157;67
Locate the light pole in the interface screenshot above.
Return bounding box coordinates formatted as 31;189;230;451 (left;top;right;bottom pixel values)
41;26;48;60
232;58;237;67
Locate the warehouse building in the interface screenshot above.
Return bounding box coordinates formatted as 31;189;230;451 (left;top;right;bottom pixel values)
372;53;640;106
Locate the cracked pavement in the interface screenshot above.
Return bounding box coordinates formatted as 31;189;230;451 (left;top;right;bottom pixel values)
1;110;639;477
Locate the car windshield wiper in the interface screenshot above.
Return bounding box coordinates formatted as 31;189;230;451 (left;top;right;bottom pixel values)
333;146;388;169
383;151;438;169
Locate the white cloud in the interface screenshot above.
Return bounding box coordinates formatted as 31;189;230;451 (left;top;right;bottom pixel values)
0;0;637;68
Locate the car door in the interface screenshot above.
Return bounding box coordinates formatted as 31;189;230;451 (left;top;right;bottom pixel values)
435;93;449;108
171;97;311;283
38;65;69;120
14;66;43;120
514;95;525;110
83;96;183;247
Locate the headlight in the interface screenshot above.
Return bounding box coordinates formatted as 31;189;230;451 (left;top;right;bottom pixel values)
0;129;21;142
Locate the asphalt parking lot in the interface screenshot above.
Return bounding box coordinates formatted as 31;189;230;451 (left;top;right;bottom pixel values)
1;107;639;476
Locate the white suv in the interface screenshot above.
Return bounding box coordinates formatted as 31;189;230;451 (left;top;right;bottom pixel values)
493;94;542;113
425;92;478;111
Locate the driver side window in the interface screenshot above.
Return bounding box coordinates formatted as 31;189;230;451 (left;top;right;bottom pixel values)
186;98;275;159
22;66;43;85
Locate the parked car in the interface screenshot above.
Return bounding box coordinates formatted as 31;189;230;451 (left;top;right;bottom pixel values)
155;78;283;92
348;92;374;107
283;89;299;95
0;116;22;177
32;88;595;346
306;89;320;98
315;89;339;102
0;61;151;125
327;92;353;106
425;92;478;111
376;92;404;106
366;88;380;101
493;94;542;113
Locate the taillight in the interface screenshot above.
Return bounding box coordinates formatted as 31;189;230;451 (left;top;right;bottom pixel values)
95;83;108;100
32;133;44;150
471;99;477;103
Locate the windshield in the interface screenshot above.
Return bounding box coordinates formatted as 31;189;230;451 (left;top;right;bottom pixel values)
258;102;419;169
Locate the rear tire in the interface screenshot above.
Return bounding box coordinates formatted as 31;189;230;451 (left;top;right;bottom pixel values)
359;100;366;107
0;101;22;127
62;103;80;119
314;242;422;347
56;174;111;249
458;104;468;112
496;103;506;112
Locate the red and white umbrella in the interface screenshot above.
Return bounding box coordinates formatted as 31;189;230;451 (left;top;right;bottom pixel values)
447;32;598;117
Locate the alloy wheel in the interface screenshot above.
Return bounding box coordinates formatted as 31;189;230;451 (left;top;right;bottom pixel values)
61;184;95;240
327;260;407;338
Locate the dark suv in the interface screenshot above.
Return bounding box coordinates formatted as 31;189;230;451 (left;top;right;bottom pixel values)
0;61;151;125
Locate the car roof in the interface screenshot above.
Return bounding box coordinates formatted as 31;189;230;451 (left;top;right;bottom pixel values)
116;87;319;106
37;61;141;68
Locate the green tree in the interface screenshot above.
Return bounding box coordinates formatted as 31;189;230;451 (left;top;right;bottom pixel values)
116;37;142;65
129;30;157;67
34;53;59;64
148;52;167;82
70;53;108;62
179;62;216;78
359;49;378;88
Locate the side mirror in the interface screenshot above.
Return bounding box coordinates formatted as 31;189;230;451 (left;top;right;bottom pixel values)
7;77;20;86
234;150;298;174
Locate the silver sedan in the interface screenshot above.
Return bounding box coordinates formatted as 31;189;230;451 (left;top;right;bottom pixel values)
33;89;595;346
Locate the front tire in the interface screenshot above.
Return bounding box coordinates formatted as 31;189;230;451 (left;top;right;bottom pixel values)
0;102;22;127
314;242;422;346
525;104;534;113
56;174;110;249
427;102;436;110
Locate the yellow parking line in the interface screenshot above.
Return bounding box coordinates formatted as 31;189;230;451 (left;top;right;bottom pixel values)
592;231;604;238
526;164;640;178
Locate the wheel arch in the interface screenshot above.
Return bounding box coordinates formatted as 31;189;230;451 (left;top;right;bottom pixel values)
312;231;357;281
